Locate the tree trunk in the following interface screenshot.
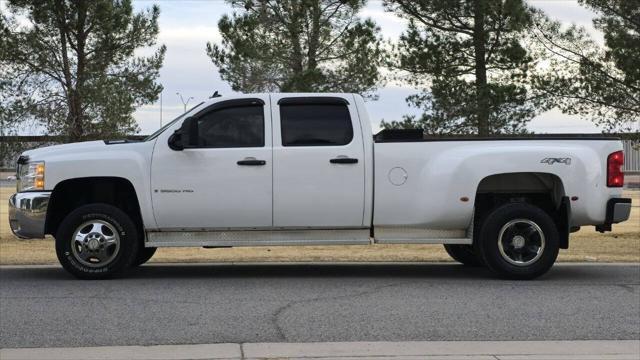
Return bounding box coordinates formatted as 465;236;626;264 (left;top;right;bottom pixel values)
53;0;82;142
286;4;305;91
307;0;321;71
473;0;490;136
68;93;83;141
73;1;88;140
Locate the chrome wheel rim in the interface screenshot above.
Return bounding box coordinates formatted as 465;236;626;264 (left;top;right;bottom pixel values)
497;219;545;266
71;220;120;268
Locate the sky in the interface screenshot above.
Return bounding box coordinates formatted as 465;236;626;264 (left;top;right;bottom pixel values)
131;0;609;135
42;1;619;134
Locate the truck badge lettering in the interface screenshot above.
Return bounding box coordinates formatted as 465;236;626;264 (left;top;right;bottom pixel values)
540;158;571;165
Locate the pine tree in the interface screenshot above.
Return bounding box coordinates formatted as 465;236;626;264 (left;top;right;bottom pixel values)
0;0;166;140
207;0;383;99
531;0;639;134
383;0;546;135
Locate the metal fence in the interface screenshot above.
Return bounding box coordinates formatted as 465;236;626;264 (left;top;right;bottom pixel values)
623;140;640;174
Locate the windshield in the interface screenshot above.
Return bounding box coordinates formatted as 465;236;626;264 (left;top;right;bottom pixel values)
144;101;205;141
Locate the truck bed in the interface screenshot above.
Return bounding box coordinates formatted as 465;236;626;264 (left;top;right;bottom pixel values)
373;129;621;142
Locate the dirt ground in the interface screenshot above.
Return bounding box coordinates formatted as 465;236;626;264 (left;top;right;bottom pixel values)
1;185;638;265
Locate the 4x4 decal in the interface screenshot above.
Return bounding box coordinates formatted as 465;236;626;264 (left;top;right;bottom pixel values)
540;157;571;165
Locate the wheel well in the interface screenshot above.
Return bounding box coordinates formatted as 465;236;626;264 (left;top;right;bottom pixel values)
45;177;143;239
474;172;570;249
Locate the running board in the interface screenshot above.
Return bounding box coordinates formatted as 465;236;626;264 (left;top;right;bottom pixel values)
146;229;472;247
374;238;472;245
146;229;371;247
374;227;471;245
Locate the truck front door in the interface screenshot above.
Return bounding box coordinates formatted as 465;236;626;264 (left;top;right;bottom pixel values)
150;97;272;229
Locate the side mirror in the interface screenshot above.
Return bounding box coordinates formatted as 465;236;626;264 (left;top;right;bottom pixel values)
168;117;197;151
168;131;183;151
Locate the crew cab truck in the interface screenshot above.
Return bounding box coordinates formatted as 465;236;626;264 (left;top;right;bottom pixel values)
9;93;632;280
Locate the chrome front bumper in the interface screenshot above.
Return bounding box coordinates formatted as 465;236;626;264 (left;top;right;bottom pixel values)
8;192;51;239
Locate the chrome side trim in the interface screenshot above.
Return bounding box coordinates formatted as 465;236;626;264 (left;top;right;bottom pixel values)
146;229;371;247
375;227;467;241
374;227;471;244
375;238;472;245
8;192;51;239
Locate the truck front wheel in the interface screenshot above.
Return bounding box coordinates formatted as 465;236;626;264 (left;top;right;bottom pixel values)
443;244;483;266
133;247;157;267
55;204;139;279
475;203;559;280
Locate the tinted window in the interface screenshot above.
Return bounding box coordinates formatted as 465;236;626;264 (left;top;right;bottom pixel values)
196;105;264;148
145;102;205;141
280;104;353;146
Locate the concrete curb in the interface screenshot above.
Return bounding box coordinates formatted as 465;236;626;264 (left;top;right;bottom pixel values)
2;340;639;360
0;344;239;360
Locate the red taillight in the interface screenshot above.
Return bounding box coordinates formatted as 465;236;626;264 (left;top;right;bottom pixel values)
607;151;624;187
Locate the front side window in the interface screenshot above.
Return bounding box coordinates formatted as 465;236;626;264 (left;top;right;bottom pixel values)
196;105;264;148
280;104;353;146
145;102;204;141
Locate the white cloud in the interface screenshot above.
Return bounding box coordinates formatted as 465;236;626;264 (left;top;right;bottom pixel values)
160;26;221;44
529;0;603;42
528;108;601;133
360;4;408;40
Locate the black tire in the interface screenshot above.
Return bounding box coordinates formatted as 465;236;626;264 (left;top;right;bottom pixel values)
55;203;139;279
475;202;559;280
133;247;157;267
443;244;483;266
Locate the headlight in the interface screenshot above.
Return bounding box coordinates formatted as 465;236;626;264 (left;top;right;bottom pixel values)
17;161;45;192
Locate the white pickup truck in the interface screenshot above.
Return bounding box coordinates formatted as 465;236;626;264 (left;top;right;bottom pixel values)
9;93;632;279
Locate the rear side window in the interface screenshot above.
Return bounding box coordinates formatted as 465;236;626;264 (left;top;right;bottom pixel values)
196;105;264;148
280;104;353;146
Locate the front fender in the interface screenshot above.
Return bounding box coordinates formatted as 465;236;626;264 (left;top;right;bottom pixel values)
41;141;156;229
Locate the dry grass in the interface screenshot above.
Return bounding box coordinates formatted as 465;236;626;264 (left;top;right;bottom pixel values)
1;186;638;265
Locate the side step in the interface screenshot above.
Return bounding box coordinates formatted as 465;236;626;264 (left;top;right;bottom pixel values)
374;227;472;245
146;228;472;247
146;229;371;247
375;238;472;245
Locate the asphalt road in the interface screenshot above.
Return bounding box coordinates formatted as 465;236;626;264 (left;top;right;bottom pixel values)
1;263;639;348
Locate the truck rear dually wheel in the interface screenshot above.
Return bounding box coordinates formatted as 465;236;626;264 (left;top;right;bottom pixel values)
55;204;139;279
443;244;483;266
475;202;559;280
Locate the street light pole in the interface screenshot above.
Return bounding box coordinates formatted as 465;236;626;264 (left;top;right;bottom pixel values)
176;92;194;113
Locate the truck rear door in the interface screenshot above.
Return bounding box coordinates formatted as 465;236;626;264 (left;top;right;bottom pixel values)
271;95;366;228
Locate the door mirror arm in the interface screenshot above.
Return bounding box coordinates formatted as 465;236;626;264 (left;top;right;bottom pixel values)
168;131;184;151
168;116;197;151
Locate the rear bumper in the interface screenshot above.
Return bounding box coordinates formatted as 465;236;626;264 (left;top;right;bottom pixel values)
596;198;632;232
8;192;51;239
